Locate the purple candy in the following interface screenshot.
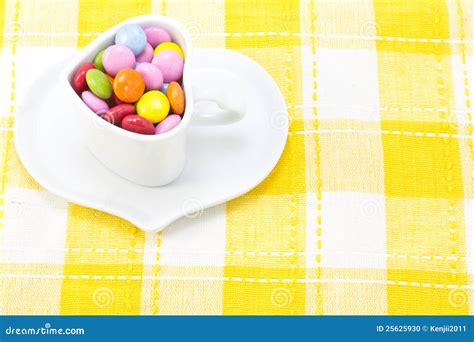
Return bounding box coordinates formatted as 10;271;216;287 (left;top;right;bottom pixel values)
102;45;136;77
152;50;184;83
155;114;181;134
136;43;154;63
81;91;109;114
144;26;171;48
135;62;164;91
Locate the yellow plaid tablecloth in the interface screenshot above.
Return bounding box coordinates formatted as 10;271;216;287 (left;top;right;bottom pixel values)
1;0;473;315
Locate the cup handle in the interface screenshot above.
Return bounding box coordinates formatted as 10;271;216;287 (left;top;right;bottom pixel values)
191;68;246;125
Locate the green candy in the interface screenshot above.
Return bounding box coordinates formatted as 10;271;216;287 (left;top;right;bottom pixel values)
93;49;106;72
85;69;112;99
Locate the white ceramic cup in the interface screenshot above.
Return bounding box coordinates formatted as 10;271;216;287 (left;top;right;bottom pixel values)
60;15;245;186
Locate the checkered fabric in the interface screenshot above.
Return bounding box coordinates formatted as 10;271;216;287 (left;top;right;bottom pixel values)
1;0;473;315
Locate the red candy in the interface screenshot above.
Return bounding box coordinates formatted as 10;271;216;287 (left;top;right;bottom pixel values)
121;115;155;135
72;63;95;94
102;104;136;126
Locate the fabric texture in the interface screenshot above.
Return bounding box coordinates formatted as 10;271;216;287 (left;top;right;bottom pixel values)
0;0;473;315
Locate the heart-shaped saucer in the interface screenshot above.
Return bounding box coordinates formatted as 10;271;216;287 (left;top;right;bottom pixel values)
15;48;289;232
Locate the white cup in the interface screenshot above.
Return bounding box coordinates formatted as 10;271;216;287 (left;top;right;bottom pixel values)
60;15;244;186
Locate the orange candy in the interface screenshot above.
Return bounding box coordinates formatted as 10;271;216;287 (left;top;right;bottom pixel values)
113;69;145;103
166;81;185;115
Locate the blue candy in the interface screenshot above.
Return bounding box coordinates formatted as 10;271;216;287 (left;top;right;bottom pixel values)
115;24;147;56
161;82;169;94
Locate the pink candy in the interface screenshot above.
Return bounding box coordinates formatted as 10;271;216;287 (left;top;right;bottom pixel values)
102;45;136;77
136;43;154;63
144;26;171;47
152;50;183;83
81;91;109;114
155;114;181;134
135;62;163;91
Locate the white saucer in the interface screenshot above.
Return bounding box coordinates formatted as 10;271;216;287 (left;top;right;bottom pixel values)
14;49;288;232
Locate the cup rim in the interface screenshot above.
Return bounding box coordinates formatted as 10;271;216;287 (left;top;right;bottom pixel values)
60;14;193;142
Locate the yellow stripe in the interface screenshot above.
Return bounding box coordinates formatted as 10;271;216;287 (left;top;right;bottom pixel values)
223;0;306;314
60;205;145;314
77;0;151;47
374;0;469;314
0;0;19;246
58;0;152;315
0;0;4;51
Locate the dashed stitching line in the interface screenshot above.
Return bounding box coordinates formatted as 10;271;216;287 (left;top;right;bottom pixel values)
287;104;470;113
291;129;473;139
0;0;20;266
1;126;472;139
125;226;138;313
1;274;472;289
287;41;297;315
310;0;323;316
1;247;467;261
3;31;474;44
456;0;473;197
152;232;162;315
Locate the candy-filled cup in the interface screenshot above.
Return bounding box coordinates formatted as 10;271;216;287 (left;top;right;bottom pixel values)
60;15;244;186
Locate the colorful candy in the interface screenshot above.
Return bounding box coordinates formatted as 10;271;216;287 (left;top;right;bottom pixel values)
166;82;185;115
72;63;95;94
144;26;171;48
115;24;147;55
86;69;112;99
135;63;163;91
155;114;181;134
72;24;186;135
153;42;184;59
136;43;154;63
113;69;145;103
102;45;136;77
93;49;106;72
136;90;170;124
152;50;183;83
81;91;109;114
121;115;155;135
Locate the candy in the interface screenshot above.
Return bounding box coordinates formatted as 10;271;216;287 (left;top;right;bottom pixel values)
121;115;155;135
161;83;169;93
136;90;170;124
93;49;106;72
135;62;163;91
155;114;181;134
72;63;95;94
113;69;145;103
81;91;109;114
153;42;184;59
144;26;171;48
102;45;136;77
72;23;187;136
136;43;154;63
166;81;185;115
115;24;147;55
102;104;136;126
85;69;112;99
152;50;184;83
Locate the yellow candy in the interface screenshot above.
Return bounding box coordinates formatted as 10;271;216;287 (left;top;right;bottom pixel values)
136;91;170;124
153;42;184;59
